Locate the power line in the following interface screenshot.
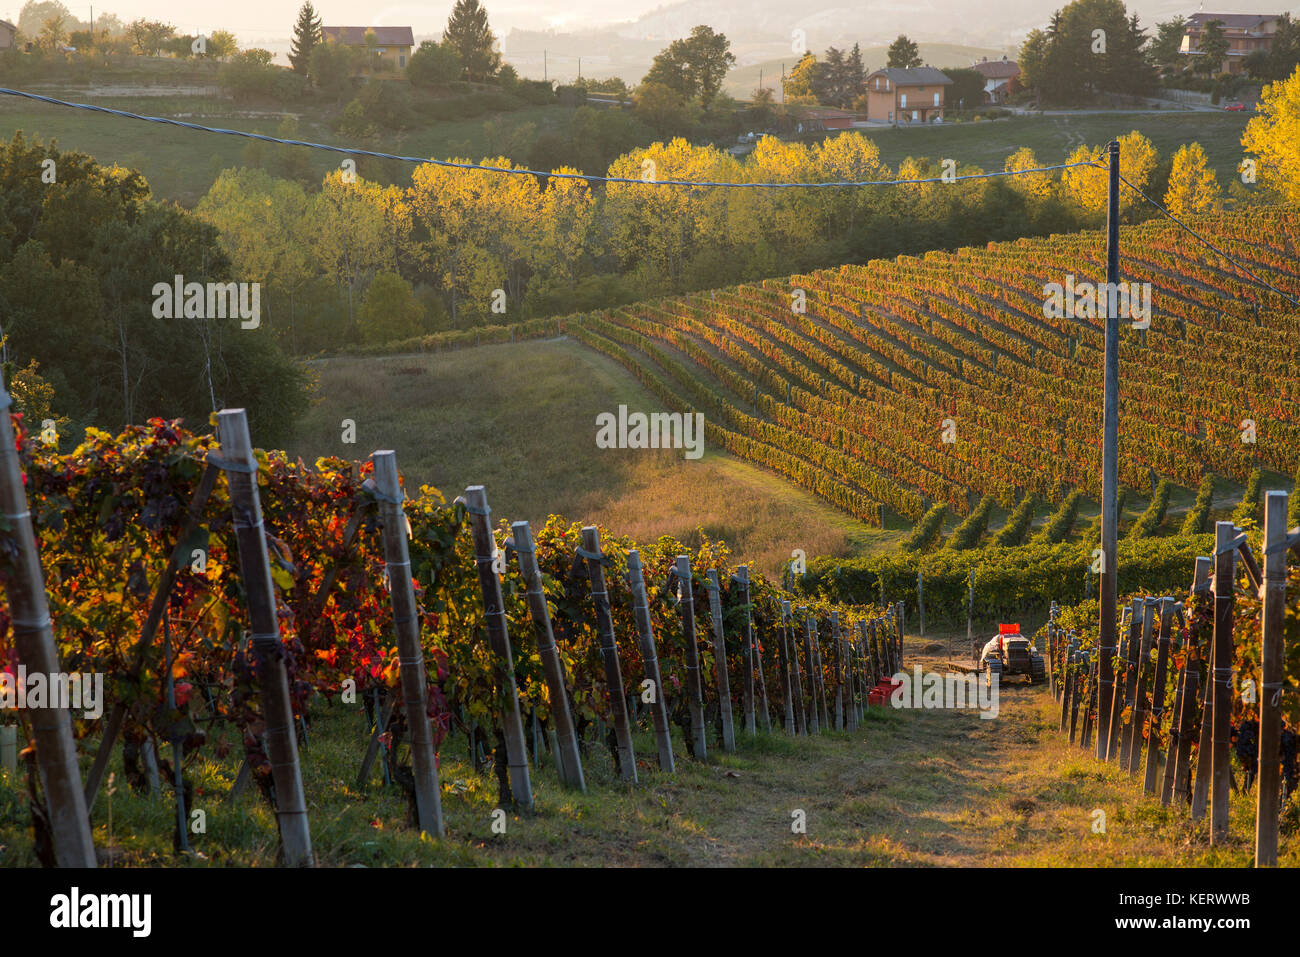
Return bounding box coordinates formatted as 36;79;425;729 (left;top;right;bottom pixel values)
1116;172;1300;309
1;85;1293;308
0;86;1093;188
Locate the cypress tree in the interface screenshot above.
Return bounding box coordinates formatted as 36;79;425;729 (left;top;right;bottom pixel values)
289;2;322;76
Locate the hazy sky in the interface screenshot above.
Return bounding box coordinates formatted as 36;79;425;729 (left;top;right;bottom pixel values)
1;1;670;42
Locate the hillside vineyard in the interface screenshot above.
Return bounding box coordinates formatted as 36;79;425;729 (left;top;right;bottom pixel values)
574;207;1300;525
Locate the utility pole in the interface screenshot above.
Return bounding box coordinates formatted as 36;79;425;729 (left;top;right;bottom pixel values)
1095;138;1121;761
577;56;581;80
543;49;547;82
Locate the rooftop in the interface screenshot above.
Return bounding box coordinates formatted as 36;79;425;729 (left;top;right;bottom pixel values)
322;26;416;47
866;67;953;85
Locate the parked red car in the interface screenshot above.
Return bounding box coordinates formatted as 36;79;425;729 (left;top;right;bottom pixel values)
1225;102;1246;111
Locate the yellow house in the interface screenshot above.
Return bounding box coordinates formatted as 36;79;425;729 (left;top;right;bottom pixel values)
321;26;415;69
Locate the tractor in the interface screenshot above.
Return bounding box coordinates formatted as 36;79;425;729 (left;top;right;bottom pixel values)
977;623;1046;685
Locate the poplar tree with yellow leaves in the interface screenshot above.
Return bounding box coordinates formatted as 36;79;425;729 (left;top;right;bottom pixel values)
1062;130;1157;215
1242;67;1300;203
1163;143;1220;217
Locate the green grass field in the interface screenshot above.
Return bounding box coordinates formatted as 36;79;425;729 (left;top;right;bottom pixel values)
860;111;1252;180
2;633;1284;866
0;78;1252;207
0;93;567;205
288;338;904;576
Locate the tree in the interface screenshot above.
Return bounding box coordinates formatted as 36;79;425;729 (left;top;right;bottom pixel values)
1062;129;1157;213
1256;14;1300;81
1150;16;1187;73
1018;28;1049;98
1199;19;1229;75
1004;147;1054;198
1242;67;1300;203
37;13;68;51
288;2;322;75
442;0;500;81
887;35;921;69
1163;142;1220;216
642;25;736;107
310;40;357;102
359;272;422;344
126;18;174;56
17;1;74;38
783;52;819;99
208;30;239;60
633;81;692;137
1021;0;1155;103
407;39;462;87
944;67;987;110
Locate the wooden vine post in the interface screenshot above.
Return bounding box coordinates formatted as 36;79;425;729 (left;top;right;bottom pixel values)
577;526;637;783
705;568;737;753
511;521;585;791
831;610;845;731
370;451;445;836
464;486;535;806
736;565;757;736
675;556;708;759
777;601;796;734
1107;600;1141;762
1201;520;1232;842
1183;557;1212;810
0;374;97;867
1142;598;1175;795
1209;521;1236;843
1068;647;1084;744
216;409;314;867
626;549;675;772
1255;490;1288;866
800;608;821;733
1123;599;1156;775
784;600;807;735
894;602;905;673
1059;638;1074;732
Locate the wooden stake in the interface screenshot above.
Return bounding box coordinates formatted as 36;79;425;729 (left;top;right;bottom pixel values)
1107;600;1141;762
831;611;845;731
626;549;674;772
1209;521;1235;843
675;556;708;759
1255;490;1288;867
736;566;756;735
463;487;535;805
705;569;737;752
1124;599;1157;776
800;608;820;733
0;392;97;867
371;451;444;836
777;602;796;734
512;521;585;791
217;409;313;867
1143;599;1174;795
784;601;807;735
1068;648;1084;744
579;526;636;782
1162;660;1187;806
